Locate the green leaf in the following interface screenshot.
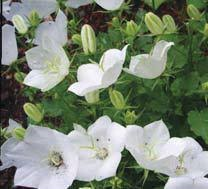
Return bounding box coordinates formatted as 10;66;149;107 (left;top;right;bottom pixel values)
188;108;208;144
144;0;167;9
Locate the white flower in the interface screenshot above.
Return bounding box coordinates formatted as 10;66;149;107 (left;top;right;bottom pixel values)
165;177;208;189
68;116;126;181
68;45;128;96
2;0;12;20
125;120;186;171
66;0;124;10
124;40;174;79
10;126;79;189
2;24;18;66
155;137;208;178
4;0;58;21
23;37;70;92
0;119;22;171
34;9;67;46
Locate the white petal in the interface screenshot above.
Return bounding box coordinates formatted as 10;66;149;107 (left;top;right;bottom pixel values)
73;123;87;134
95;0;124;10
2;24;18;65
2;0;11;20
165;177;193;189
195;177;208;189
96;153;121;181
66;0;92;8
6;119;22;133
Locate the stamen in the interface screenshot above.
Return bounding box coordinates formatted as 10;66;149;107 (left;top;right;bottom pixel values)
48;151;63;167
96;148;108;160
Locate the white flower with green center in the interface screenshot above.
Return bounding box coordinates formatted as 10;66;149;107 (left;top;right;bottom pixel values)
34;9;67;46
2;24;18;66
24;37;70;92
165;177;208;189
66;0;125;10
125;120;187;171
124;40;174;79
68;116;126;181
0;119;24;171
68;45;128;96
8;126;78;189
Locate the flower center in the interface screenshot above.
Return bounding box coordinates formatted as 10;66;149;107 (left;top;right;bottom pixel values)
48;151;63;167
44;56;60;73
96;148;108;160
175;155;187;176
144;143;157;160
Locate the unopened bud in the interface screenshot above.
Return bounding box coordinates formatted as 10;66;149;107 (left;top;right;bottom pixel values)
162;15;177;33
85;90;100;104
126;20;139;37
72;34;82;46
124;110;137;124
187;4;202;20
23;103;44;123
29;10;40;26
109;89;125;110
12;127;26;141
12;15;28;34
203;23;208;38
112;17;120;27
14;72;26;83
145;12;164;35
202;81;208;91
81;24;96;55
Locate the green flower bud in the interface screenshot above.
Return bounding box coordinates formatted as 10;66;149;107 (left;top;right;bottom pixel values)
23;103;44;123
110;177;123;187
187;4;202;20
81;24;97;55
85;90;100;104
145;12;164;35
72;34;82;46
29;10;41;26
14;72;26;83
162;14;177;33
202;81;208;91
203;23;208;38
125;20;139;37
12;127;26;141
109;89;125;110
124;110;137;124
112;17;120;27
12;15;28;34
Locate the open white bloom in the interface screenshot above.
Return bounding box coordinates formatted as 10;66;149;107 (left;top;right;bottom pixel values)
155;137;208;178
2;0;11;20
24;37;70;92
165;177;208;189
0;119;23;171
68;45;128;96
2;24;18;66
125;120;187;171
66;0;125;10
10;126;79;189
34;9;67;46
124;40;174;79
68;116;126;181
4;0;58;21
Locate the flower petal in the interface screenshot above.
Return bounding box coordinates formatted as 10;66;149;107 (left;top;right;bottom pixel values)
66;0;92;8
165;177;193;189
95;0;124;10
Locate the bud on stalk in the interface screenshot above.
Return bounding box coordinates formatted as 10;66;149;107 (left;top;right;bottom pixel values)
12;15;28;34
187;4;202;20
145;12;164;35
85;90;100;104
72;34;82;46
125;20;139;37
14;72;26;83
109;89;125;110
124;110;137;124
81;24;97;55
12;127;26;141
23;103;44;123
29;10;40;26
162;14;177;33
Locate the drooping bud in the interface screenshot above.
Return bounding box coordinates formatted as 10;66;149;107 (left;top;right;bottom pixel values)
12;127;26;141
109;89;125;110
85;90;100;104
29;10;41;26
12;15;28;34
187;4;202;20
81;24;96;55
203;23;208;38
125;20;139;37
145;12;164;35
14;72;26;83
72;34;82;46
124;110;137;124
23;103;44;123
162;14;177;33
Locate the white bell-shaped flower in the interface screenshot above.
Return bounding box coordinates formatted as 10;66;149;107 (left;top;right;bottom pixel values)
124;40;174;79
34;9;67;46
68;116;126;181
23;37;70;92
68;45;128;96
2;24;18;66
